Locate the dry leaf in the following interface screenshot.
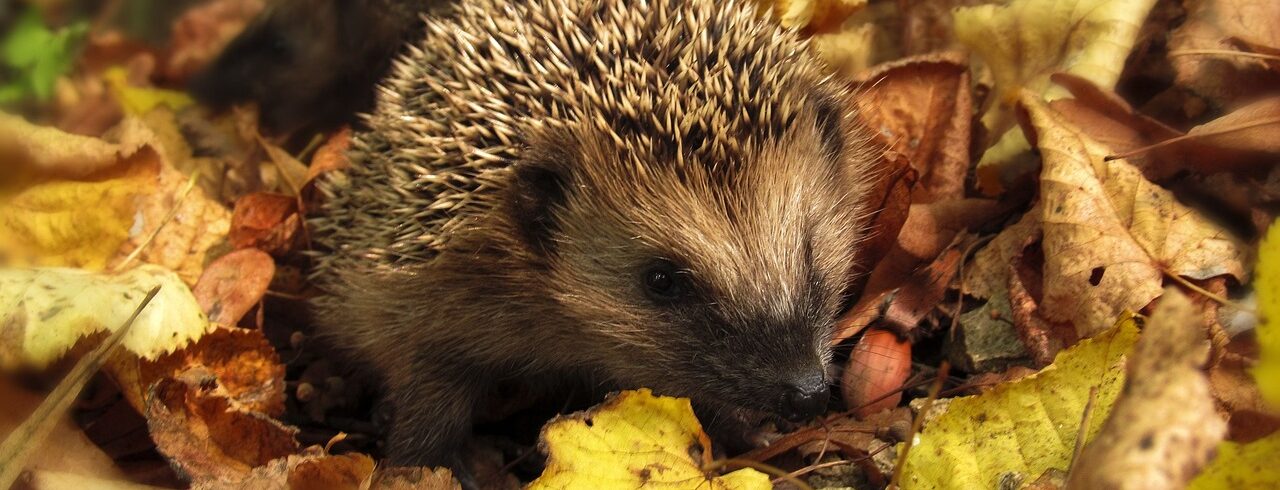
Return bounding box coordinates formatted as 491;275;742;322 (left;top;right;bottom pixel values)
111;326;286;417
229;193;301;255
837;199;1005;341
1047;73;1185;180
954;0;1158;194
0;266;210;369
0;113;136;177
104;119;231;285
899;317;1138;489
968;95;1247;338
529;389;769;489
1067;289;1226;489
146;378;298;484
852;52;972;202
1169;0;1280;106
761;0;866;33
0;379;125;482
1183;96;1280;155
192;248;275;326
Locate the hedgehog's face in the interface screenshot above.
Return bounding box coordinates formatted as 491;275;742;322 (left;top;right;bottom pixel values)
507;99;872;421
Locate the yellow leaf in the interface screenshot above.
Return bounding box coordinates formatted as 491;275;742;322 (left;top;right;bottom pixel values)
529;389;770;490
1255;219;1280;407
0;265;212;369
759;0;866;32
1188;432;1280;490
0;150;159;270
103;66;194;116
0;117;230;283
1067;290;1224;488
899;317;1139;490
954;0;1157;194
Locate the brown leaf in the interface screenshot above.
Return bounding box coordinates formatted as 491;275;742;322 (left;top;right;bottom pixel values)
229;194;301;255
112;327;287;417
0;378;125;482
102;119;232;285
1047;73;1185;180
1168;0;1280;105
844;150;916;301
853;52;972;202
1184;96;1280;154
370;466;463;490
837;199;1005;341
145;378;298;484
978;95;1247;337
193;249;275;327
1067;290;1225;489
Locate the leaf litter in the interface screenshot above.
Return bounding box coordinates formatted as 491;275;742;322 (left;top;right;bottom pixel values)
0;0;1278;488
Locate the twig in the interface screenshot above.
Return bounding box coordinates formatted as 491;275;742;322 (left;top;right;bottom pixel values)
1065;386;1099;481
1162;270;1254;313
891;361;949;489
1167;49;1280;62
0;286;161;488
1105;116;1280;161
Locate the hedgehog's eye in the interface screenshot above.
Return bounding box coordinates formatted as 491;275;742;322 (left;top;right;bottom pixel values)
643;260;687;302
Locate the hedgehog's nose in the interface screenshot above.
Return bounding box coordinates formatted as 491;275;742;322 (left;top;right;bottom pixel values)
780;374;829;422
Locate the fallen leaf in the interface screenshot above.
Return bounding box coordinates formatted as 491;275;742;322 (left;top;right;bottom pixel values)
954;0;1158;194
761;0;866;33
1188;431;1280;490
899;316;1139;489
968;95;1247;338
145;377;298;485
192;249;275;326
0;377;125;482
0;146;158;270
102;67;194;117
0;265;211;370
1168;0;1280;106
1255;219;1280;407
111;326;286;417
103;119;231;285
0;117;230;283
528;389;769;490
837;199;1005;341
1047;73;1185;180
852;52;972;202
1183;96;1280;155
1067;289;1225;488
229;193;301;255
258;138;309;196
368;466;461;490
0;113;136;177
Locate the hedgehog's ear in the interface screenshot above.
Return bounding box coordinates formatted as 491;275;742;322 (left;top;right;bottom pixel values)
508;150;571;257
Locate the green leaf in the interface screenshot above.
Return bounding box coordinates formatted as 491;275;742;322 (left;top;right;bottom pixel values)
0;8;88;103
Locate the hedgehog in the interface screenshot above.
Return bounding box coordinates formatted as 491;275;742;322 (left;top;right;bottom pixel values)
308;0;878;473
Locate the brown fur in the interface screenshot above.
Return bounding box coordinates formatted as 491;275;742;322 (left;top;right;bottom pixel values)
310;0;878;471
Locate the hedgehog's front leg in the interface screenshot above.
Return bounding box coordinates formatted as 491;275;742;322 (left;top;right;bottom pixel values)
384;360;487;486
